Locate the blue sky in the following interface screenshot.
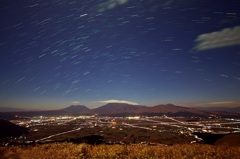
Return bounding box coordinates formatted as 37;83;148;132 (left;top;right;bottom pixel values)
0;0;240;109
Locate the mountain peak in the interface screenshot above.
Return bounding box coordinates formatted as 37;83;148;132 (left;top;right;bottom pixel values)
92;103;146;115
60;105;90;114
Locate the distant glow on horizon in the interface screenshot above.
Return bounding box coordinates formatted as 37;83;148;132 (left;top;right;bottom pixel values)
207;101;236;105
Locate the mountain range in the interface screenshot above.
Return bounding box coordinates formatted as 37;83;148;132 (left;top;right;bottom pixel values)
0;103;239;119
91;103;209;116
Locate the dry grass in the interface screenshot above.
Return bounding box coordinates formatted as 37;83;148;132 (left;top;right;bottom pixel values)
1;143;240;159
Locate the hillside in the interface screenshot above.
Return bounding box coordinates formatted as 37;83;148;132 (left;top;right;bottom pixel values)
0;119;29;139
215;134;240;146
1;143;240;159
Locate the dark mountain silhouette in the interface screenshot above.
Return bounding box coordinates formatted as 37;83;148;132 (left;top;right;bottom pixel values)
92;103;209;117
151;104;206;114
0;119;29;139
0;103;239;119
91;103;148;115
60;105;90;115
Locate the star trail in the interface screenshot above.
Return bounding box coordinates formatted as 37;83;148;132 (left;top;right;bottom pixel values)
0;0;240;109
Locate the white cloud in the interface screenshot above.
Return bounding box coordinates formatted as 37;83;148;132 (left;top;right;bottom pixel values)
194;26;240;51
97;0;128;12
71;101;80;104
97;99;139;105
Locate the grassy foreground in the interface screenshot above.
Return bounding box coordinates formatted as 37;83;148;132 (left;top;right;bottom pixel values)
1;143;240;159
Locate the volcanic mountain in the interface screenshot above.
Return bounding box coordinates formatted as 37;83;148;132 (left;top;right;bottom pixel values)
92;103;209;117
60;105;90;115
1;103;239;118
91;103;148;115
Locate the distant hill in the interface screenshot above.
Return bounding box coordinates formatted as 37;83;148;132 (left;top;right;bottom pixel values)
150;104;208;116
92;103;209;117
0;119;29;139
0;103;239;118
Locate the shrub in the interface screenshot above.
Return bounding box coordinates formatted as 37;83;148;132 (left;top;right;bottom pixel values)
1;143;240;159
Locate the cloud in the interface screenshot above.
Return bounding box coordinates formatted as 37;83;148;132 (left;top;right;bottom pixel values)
97;0;128;12
194;26;240;51
97;99;139;105
71;101;80;104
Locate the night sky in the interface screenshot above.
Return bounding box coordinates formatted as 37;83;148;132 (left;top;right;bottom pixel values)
1;0;240;109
